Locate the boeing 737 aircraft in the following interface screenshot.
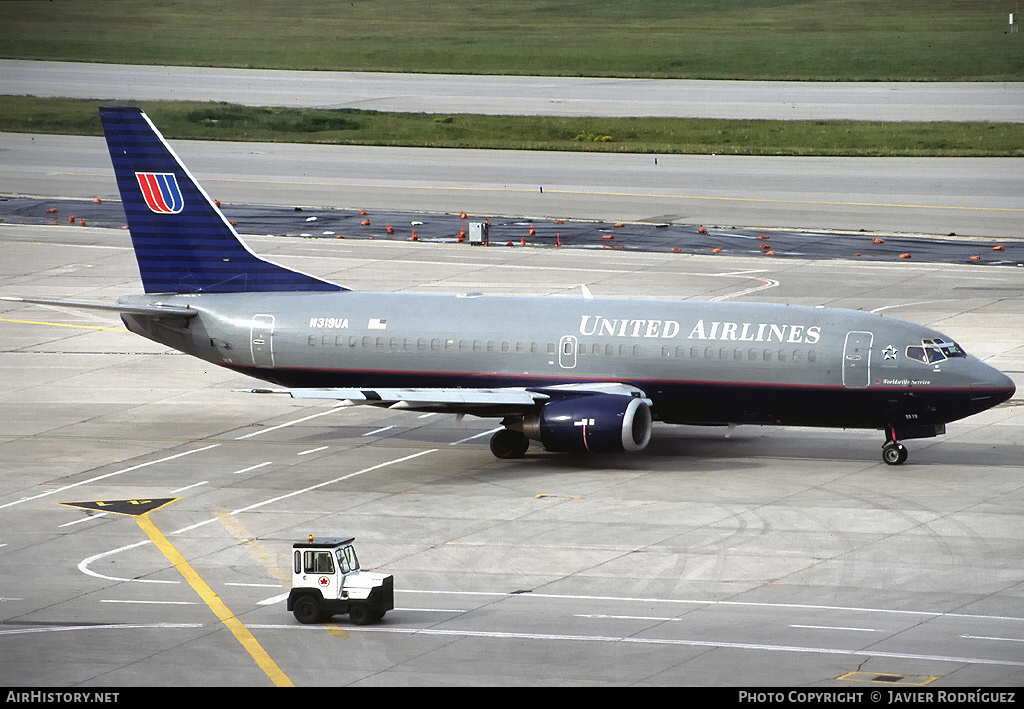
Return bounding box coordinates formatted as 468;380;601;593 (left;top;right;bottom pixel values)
3;108;1015;464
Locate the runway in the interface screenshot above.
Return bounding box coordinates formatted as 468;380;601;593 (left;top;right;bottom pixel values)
4;60;1024;123
1;224;1022;686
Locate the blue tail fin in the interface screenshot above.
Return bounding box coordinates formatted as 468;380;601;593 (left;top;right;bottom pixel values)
99;107;343;294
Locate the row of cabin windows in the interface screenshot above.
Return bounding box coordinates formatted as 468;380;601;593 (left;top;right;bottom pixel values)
308;335;816;363
661;345;817;363
311;335;557;354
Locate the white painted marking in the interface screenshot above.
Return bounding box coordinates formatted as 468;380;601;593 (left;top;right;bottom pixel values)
298;446;329;455
226;583;283;588
59;513;109;527
362;425;394;437
170;481;209;493
576;614;677;621
78;540;178;584
418;413;437;418
709;277;780;302
0;444;220;510
79;450;437;583
450;427;503;445
962;634;1024;643
332;626;1024;668
232;461;273;475
870;299;957;314
402;589;1024;623
230;449;437;515
170;518;218;535
790;624;879;632
257;592;290;606
101;599;197;605
0;623;203;637
234;406;345;440
396;608;467;613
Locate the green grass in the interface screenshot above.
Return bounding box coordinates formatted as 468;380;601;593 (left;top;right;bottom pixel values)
3;96;1022;157
1;0;1021;81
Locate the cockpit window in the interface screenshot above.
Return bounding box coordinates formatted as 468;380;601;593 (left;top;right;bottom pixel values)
906;338;967;364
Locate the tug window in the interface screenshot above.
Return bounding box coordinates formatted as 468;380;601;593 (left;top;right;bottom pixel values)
304;550;335;575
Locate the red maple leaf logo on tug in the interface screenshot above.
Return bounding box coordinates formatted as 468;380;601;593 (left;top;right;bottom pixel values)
318;576;330;587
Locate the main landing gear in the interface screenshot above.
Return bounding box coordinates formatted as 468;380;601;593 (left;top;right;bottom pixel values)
490;428;529;459
882;426;908;466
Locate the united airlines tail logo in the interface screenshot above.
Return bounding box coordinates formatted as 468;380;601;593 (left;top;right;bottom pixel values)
135;172;184;214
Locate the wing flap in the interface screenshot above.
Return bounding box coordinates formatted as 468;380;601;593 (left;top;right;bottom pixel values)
281;387;548;411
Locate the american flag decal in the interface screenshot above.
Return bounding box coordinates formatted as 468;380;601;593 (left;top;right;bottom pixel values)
135;172;184;214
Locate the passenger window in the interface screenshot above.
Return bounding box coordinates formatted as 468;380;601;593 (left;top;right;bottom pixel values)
431;338;441;351
474;340;483;352
606;344;615;356
808;350;816;363
633;345;642;357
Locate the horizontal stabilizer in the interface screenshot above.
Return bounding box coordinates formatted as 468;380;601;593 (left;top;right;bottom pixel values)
1;295;196;318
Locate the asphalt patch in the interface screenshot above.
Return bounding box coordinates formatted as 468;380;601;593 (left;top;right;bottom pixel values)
3;196;1022;267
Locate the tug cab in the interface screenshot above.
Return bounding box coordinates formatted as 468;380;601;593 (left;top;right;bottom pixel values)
287;536;394;625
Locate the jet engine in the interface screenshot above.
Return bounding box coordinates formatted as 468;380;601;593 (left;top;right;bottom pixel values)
519;394;653;453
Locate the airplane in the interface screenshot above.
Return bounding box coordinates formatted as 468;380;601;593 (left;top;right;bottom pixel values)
2;107;1015;465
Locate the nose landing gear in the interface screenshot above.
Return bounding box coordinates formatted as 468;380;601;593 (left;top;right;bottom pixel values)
882;426;908;465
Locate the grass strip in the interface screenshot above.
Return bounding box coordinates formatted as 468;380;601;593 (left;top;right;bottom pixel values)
1;0;1021;81
1;96;1022;157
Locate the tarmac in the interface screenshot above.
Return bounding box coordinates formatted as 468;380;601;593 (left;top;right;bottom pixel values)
1;222;1022;687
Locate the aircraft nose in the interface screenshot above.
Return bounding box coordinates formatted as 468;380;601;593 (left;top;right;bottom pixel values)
972;361;1016;406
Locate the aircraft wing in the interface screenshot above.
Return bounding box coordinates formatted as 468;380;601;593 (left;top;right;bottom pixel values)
0;296;197;318
252;382;649;417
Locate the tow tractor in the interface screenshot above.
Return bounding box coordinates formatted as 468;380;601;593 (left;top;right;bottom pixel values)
288;536;394;625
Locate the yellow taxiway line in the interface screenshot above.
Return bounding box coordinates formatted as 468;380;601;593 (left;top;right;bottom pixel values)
135;513;295;687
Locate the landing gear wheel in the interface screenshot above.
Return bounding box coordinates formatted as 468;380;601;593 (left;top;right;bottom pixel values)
882;442;908;466
292;595;322;624
489;429;529;459
348;604;372;625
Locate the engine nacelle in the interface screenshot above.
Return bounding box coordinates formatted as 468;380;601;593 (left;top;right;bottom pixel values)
521;395;652;453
